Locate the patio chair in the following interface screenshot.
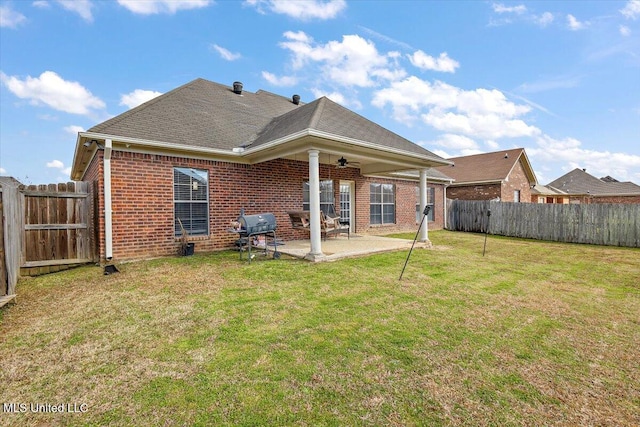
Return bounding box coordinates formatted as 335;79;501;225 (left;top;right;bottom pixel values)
288;209;349;240
320;210;350;240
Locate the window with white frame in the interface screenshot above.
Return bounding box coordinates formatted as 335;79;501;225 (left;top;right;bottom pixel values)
303;180;335;215
370;183;395;225
174;167;209;236
514;190;521;203
416;186;435;222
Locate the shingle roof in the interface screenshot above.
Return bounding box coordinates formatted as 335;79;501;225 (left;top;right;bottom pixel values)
548;169;640;196
433;148;535;184
89;79;301;150
89;78;440;159
531;184;567;196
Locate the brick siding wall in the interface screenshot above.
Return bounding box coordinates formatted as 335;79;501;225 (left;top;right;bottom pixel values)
501;160;532;202
447;183;501;201
571;195;640;204
86;151;446;261
446;159;533;203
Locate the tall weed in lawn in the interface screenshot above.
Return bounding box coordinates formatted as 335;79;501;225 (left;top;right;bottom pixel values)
1;231;638;426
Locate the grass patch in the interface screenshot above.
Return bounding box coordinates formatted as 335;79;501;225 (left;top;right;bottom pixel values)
1;231;638;426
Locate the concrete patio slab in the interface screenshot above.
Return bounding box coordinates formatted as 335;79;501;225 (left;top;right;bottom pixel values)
274;234;432;262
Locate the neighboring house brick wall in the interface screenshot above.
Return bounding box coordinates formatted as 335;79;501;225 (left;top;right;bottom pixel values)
571;195;640;204
445;159;533;202
87;152;442;261
593;196;640;203
501;160;532;203
446;184;501;201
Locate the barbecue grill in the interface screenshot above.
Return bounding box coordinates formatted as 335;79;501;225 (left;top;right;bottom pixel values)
234;210;281;262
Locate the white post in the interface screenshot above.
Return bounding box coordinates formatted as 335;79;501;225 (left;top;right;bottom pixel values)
306;150;325;261
419;169;429;243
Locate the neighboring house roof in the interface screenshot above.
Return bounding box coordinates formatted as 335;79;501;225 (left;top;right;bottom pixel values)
531;184;568;196
391;167;454;183
547;168;640;196
433;148;537;185
600;175;619;183
73;78;449;180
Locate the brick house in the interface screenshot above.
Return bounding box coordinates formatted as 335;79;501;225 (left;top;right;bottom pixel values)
530;184;569;204
70;78;452;262
547;168;640;204
434;148;537;202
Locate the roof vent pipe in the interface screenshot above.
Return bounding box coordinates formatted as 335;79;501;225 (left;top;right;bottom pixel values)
233;81;243;95
292;94;300;105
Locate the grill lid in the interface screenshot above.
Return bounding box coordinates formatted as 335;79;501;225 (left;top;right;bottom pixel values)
237;212;277;234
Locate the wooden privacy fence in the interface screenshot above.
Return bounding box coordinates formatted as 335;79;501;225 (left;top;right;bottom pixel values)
22;182;96;274
1;180;97;303
447;199;640;248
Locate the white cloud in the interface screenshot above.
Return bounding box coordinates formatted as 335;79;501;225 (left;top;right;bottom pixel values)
261;71;298;86
38;113;58;121
372;76;539;140
32;1;50;9
620;25;631;36
534;12;554;27
358;26;414;51
56;0;93;22
486;140;500;150
64;125;84;135
408;50;459;73
278;31;402;88
117;0;211;15
246;0;346;20
0;167;7;174
567;14;588;31
211;44;241;61
47;160;64;169
46;160;72;180
621;0;640;19
311;88;362;110
515;74;582;93
430;134;479;151
119;89;163;109
529;134;640;182
0;5;27;28
0;71;105;115
492;3;527;15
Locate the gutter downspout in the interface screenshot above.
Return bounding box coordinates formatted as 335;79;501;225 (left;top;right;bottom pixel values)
104;139;113;261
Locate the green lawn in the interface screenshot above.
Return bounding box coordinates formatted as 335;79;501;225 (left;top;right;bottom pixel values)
1;231;639;426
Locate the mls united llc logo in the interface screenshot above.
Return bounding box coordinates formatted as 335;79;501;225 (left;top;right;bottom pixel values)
3;402;88;413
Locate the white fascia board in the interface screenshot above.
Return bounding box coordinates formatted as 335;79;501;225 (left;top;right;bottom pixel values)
78;132;239;157
390;171;454;183
448;179;503;186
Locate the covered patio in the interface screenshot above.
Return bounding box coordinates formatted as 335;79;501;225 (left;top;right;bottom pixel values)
274;234;431;262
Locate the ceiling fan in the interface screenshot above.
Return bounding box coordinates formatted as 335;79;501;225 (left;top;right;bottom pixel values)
336;156;360;168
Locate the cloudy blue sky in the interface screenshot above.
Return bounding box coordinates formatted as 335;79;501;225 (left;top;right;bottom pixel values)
1;0;639;185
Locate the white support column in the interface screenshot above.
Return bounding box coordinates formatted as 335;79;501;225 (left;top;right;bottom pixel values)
419;169;429;243
305;150;325;261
